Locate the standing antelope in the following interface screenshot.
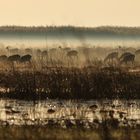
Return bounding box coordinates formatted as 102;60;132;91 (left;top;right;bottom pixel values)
67;50;78;58
20;54;32;63
0;55;7;61
8;54;21;71
67;50;78;67
120;54;135;64
25;48;32;54
20;54;32;69
104;52;118;63
119;52;132;60
8;54;20;62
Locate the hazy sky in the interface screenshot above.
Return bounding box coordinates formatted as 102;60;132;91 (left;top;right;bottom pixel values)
0;0;140;27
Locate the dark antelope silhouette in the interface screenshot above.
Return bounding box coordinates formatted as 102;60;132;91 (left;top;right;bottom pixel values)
104;52;118;62
20;54;32;63
119;52;132;60
0;55;7;61
8;54;20;62
120;54;135;64
67;50;78;58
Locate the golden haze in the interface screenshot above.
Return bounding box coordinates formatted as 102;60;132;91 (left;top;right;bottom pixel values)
0;0;140;27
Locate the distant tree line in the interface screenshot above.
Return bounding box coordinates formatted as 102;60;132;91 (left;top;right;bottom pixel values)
0;26;140;36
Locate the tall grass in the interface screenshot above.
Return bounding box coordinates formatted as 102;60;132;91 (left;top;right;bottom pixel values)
0;67;139;100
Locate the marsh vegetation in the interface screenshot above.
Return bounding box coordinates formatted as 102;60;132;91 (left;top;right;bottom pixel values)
0;26;140;139
0;43;139;100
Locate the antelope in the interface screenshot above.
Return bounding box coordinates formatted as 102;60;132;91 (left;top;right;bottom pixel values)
20;54;32;63
67;50;78;58
8;54;20;62
25;48;32;54
66;50;78;66
104;52;118;63
0;55;7;61
120;54;135;64
119;52;132;60
49;48;57;57
7;55;20;70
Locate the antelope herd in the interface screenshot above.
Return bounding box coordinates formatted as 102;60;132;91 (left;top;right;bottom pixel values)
0;54;31;63
104;51;137;64
0;45;140;71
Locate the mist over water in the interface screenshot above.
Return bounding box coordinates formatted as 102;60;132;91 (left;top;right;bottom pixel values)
0;32;140;48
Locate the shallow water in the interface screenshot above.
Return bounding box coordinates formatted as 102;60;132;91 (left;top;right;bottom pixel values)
0;99;140;128
1;33;140;47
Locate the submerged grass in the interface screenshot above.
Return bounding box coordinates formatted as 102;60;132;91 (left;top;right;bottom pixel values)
0;126;140;140
0;66;140;100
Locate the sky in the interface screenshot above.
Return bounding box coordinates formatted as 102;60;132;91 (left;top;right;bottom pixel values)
0;0;140;27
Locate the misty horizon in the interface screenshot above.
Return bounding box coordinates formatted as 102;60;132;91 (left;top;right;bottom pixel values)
0;0;140;27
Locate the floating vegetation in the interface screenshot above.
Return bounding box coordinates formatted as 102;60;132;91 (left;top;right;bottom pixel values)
0;35;139;140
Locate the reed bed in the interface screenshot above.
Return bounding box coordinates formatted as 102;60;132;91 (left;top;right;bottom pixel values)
0;66;139;100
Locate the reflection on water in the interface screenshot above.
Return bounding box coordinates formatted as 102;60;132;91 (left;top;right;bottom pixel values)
0;99;140;128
